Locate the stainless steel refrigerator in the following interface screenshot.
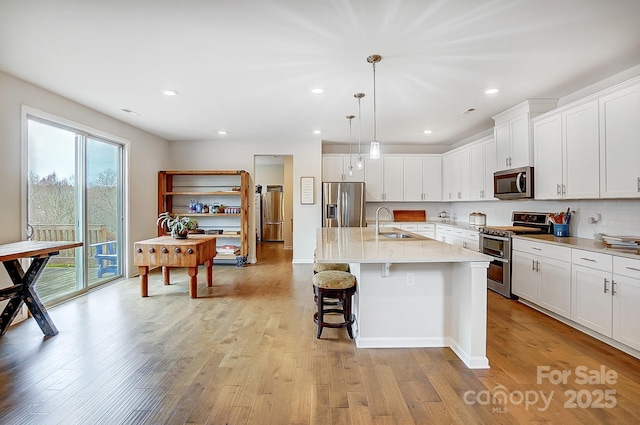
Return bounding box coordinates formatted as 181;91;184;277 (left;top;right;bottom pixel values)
322;182;366;227
262;185;284;241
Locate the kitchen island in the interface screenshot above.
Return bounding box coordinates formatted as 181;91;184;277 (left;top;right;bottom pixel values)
315;227;492;369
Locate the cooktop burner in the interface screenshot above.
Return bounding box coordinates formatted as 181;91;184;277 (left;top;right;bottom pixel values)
479;212;553;237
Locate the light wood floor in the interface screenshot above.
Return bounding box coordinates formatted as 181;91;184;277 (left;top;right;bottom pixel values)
1;243;639;424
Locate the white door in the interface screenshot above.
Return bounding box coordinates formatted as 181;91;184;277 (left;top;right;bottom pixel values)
537;257;572;318
383;156;404;201
571;265;612;337
612;274;640;351
511;251;538;302
533;113;563;199
564;101;599;199
364;157;384;201
422;156;442;201
403;157;423;201
599;84;640;198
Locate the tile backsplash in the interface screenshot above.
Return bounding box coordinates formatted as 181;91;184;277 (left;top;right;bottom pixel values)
366;199;640;240
451;199;640;239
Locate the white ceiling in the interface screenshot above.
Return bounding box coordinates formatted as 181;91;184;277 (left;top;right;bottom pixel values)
2;0;640;148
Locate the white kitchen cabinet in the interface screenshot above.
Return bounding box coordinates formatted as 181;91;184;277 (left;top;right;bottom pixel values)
364;156;403;201
435;224;455;244
441;153;454;201
572;250;640;350
493;99;557;171
533;100;599;199
403;156;442;201
512;238;572;318
442;148;470;201
322;155;364;182
612;256;640;351
417;223;435;239
572;253;613;337
495;114;530;170
469;137;497;201
599;83;640;198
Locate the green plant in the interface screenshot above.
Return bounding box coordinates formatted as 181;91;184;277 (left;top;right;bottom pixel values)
157;212;198;238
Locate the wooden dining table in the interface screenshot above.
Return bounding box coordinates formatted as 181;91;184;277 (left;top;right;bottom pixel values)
0;240;83;336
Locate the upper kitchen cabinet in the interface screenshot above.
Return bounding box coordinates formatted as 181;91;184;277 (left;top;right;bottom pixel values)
322;154;364;182
403;156;442;201
469;136;497;201
443;147;471;201
365;156;403;201
493;99;558;171
533;100;600;199
599;82;640;198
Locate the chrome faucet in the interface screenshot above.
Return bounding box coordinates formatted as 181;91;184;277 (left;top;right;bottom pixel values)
375;206;393;234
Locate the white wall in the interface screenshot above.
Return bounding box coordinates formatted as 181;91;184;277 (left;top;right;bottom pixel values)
0;71;170;285
168;139;321;263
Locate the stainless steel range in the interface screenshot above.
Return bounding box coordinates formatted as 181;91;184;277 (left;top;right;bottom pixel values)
479;212;553;299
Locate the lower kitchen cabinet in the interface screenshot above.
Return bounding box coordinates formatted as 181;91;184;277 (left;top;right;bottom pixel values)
571;250;640;352
611;269;640;351
572;264;613;336
512;239;571;318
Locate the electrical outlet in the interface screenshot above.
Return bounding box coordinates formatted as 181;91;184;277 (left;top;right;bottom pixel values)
406;273;415;286
589;213;601;224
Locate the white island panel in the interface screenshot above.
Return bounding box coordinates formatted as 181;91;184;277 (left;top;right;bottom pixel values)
316;227;490;369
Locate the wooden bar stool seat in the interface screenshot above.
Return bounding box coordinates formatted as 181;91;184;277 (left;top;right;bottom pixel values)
313;262;349;273
312;270;356;339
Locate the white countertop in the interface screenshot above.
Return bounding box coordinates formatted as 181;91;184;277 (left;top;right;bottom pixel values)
316;227;492;264
512;234;640;260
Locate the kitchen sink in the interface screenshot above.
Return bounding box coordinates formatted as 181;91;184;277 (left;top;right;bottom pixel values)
381;232;415;239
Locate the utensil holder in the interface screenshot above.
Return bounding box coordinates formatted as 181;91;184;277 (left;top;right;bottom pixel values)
554;223;569;237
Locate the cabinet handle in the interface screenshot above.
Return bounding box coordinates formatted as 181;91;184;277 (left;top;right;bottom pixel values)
506;158;509;167
604;278;609;293
626;266;640;272
480;190;484;198
531;247;542;251
580;257;596;262
536;261;540;272
532;260;536;271
612;280;617;296
562;185;566;195
637;177;640;192
557;184;561;195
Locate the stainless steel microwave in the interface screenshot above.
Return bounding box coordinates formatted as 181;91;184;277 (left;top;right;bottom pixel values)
493;166;534;200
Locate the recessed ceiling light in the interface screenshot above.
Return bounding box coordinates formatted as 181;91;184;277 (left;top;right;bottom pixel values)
311;88;324;94
121;108;140;116
484;87;499;95
313;130;322;134
162;89;179;96
423;130;433;134
218;131;227;135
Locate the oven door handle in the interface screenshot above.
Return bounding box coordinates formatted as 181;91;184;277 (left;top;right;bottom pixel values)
481;234;510;242
486;255;509;264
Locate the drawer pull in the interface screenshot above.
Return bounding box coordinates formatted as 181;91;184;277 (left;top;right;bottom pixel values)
531;247;542;251
187;248;194;254
148;248;155;253
136;248;142;253
174;247;181;253
603;278;609;293
161;247;168;253
626;266;640;272
580;257;596;262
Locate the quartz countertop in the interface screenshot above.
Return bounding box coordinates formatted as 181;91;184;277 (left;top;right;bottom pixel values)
512;234;640;260
316;227;492;264
365;219;484;231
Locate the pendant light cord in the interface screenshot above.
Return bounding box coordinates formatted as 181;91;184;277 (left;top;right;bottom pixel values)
372;61;377;142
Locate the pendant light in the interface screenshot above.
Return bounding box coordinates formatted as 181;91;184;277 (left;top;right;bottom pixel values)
354;93;365;170
367;54;382;159
346;115;355;177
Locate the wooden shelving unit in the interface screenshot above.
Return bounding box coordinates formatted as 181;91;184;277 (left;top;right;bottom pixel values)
158;170;250;266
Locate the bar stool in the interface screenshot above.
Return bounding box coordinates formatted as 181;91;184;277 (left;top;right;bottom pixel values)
312;270;356;339
313;249;349;274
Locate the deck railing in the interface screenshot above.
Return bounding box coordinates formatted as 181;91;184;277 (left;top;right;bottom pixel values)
31;224;115;263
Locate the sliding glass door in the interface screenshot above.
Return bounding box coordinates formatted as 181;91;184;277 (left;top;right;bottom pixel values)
26;116;124;305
